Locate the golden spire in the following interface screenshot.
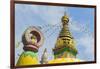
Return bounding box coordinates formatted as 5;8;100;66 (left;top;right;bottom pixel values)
53;12;77;59
61;11;69;26
59;12;72;38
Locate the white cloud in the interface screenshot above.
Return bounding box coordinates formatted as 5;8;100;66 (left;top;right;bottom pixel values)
32;6;66;25
76;34;94;54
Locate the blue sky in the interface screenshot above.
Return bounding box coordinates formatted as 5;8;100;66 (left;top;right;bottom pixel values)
15;4;95;64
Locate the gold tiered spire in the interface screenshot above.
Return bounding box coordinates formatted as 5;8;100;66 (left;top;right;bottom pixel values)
53;12;77;59
59;12;72;39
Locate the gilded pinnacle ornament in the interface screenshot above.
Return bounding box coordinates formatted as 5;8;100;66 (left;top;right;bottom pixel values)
16;26;44;66
53;13;78;59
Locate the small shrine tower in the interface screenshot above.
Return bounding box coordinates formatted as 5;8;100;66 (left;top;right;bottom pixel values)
53;12;78;59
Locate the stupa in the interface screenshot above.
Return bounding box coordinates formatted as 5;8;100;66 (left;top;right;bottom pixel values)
48;12;79;64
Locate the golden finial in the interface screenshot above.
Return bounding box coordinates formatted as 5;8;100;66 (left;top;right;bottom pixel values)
61;11;69;25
